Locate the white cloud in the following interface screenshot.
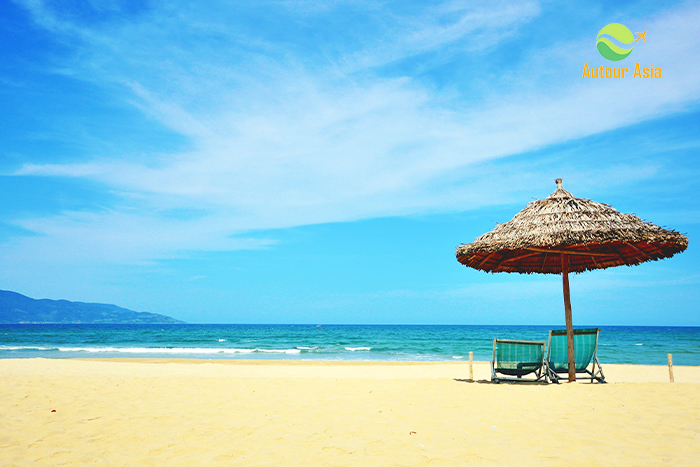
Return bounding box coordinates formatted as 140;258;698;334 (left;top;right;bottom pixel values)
6;210;275;266
8;0;700;265
341;0;542;71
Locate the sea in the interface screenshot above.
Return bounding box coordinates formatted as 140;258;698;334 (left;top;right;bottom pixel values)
1;324;699;366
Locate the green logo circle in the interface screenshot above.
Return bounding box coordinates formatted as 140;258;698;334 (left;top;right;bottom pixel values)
596;23;634;61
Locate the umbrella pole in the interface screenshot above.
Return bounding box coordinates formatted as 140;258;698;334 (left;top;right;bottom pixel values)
561;254;576;382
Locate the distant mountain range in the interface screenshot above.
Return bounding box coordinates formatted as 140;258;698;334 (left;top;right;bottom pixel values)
0;290;185;324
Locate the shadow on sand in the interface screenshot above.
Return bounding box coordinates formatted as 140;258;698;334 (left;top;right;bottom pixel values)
453;378;550;385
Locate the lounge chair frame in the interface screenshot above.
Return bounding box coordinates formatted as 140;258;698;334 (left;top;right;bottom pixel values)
545;328;605;383
491;338;547;383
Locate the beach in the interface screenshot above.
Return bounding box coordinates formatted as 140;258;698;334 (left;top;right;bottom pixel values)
2;359;700;466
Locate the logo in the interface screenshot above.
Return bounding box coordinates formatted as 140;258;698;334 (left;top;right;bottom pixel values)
582;25;659;79
596;23;634;61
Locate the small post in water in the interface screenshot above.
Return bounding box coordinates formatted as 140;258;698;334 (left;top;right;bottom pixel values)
469;352;474;381
668;353;674;383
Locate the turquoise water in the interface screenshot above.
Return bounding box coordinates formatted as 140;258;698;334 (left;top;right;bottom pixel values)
1;324;699;365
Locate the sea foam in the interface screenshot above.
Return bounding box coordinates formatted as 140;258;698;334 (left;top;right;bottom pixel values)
49;346;302;355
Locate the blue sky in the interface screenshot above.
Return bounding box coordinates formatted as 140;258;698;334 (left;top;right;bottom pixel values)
1;0;698;324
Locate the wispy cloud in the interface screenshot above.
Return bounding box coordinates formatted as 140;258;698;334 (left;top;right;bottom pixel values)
341;0;542;71
8;0;700;266
6;209;276;265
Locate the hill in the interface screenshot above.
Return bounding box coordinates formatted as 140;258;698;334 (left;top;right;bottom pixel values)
0;290;184;324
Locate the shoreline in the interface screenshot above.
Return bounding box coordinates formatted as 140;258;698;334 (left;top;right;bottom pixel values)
3;358;699;466
3;357;700;382
5;323;700;366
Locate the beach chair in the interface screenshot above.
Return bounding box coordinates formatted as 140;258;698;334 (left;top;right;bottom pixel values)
491;338;547;383
545;328;605;383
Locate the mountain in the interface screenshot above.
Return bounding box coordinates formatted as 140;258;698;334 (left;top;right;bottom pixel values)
0;290;185;324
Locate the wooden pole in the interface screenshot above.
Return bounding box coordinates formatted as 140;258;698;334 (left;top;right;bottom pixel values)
668;353;674;383
469;352;474;381
561;254;576;382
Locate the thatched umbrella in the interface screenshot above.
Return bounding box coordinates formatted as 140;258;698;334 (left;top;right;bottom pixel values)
456;178;688;381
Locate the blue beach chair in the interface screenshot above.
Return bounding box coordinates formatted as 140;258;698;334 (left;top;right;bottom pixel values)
545;328;605;383
491;338;547;383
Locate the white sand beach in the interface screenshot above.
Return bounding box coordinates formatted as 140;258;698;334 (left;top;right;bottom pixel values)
2;358;699;466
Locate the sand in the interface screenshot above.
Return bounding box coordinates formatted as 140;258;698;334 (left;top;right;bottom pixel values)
2;358;699;466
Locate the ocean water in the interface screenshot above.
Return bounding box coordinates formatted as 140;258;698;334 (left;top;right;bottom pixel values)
1;324;699;366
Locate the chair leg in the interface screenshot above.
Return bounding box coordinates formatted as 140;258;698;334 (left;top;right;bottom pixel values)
592;358;606;383
544;364;559;384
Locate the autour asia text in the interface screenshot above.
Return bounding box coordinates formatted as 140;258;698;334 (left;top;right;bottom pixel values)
582;62;661;79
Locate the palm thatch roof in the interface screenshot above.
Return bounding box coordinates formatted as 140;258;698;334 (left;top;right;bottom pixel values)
456;179;688;274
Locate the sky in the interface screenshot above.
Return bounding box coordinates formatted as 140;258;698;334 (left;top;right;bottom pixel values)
1;0;698;325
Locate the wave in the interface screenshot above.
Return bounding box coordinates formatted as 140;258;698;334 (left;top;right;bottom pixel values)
0;345;56;351
0;345;302;355
1;344;374;355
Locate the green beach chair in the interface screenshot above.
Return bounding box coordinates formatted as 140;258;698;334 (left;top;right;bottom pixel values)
545;328;605;383
491;338;547;383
